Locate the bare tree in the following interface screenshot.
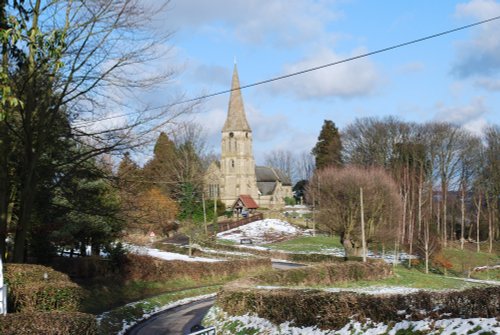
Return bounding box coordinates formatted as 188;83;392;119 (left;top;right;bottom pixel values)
428;123;464;248
264;149;295;182
295;151;315;181
308;166;402;258
1;0;195;262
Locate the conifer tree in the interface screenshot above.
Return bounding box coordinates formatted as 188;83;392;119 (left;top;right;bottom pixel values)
312;120;343;170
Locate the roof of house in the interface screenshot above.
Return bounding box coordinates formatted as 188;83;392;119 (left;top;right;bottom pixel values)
233;194;259;209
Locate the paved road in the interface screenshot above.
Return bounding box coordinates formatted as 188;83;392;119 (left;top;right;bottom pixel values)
127;296;216;335
126;261;305;335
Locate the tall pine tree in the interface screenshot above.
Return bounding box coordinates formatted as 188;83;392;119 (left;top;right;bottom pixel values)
312;120;343;170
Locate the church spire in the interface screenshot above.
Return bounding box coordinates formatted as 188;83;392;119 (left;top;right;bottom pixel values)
222;64;251;132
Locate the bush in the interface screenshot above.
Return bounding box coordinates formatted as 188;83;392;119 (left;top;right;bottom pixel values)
248;260;392;286
217;286;500;330
51;256;116;279
4;264;84;312
0;311;97;335
211;242;347;263
120;254;272;282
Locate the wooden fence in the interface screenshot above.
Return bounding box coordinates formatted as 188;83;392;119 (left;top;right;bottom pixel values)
215;213;264;232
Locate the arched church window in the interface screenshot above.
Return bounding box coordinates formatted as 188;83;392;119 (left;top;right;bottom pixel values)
231;160;234;168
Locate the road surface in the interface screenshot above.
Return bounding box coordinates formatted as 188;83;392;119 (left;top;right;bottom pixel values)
126;296;216;335
126;261;305;335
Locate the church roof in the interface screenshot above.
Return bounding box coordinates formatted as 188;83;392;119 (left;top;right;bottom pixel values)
222;64;251;132
257;181;277;196
255;166;292;185
255;166;292;196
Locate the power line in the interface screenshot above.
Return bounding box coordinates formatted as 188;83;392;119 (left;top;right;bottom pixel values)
74;15;500;125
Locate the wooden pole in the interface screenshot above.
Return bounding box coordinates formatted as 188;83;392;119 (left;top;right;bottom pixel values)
360;187;367;262
202;192;207;235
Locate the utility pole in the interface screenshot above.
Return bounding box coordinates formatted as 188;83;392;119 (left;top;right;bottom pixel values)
360;187;367;262
202;192;207;235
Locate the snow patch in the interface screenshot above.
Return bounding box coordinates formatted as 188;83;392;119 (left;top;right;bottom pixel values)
217;219;302;244
204;306;500;334
127;244;223;262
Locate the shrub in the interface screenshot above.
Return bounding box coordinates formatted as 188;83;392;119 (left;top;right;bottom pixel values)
249;260;392;286
4;264;84;312
120;254;272;282
217;286;500;330
0;311;97;335
211;242;347;263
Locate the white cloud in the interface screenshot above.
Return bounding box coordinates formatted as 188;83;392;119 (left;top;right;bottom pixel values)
455;0;500;19
474;77;500;90
269;47;381;99
155;0;341;47
433;97;489;134
452;0;500;78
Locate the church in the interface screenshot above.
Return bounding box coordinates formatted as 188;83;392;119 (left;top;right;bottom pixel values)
204;65;293;209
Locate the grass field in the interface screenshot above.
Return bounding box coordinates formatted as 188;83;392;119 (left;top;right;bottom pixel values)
264;235;343;252
331;265;490;290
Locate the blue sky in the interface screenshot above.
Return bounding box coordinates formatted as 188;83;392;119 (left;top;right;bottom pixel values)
145;0;500;164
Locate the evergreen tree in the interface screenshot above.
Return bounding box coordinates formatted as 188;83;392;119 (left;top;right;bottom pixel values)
312;120;343;170
144;132;177;194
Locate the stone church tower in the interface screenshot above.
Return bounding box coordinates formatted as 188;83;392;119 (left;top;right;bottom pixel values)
219;65;260;204
204;65;293;208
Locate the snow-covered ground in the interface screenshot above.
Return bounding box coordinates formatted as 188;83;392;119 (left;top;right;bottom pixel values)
217;219;302;244
204;306;500;335
254;285;423;296
126;244;223;262
216;219;416;263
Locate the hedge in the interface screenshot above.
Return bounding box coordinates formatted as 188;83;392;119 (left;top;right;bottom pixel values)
240;260;392;287
4;264;84;312
212;242;347;263
121;254;272;282
0;311;97;335
217;286;500;330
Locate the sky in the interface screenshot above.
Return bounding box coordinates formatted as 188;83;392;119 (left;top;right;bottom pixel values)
139;0;500;165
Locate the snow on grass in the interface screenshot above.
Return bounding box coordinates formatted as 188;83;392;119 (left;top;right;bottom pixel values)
204;306;500;334
215;219;416;263
253;285;424;295
217;219;302;244
126;244;223;262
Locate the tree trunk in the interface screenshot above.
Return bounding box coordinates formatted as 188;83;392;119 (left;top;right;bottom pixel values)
460;180;466;250
12;0;43;263
442;180;448;248
0;0;10;261
475;193;482;253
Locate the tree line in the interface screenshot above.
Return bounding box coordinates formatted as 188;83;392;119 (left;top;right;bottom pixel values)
306;117;499;271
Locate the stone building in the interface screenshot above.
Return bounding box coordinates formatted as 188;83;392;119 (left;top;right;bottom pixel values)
205;65;293;209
